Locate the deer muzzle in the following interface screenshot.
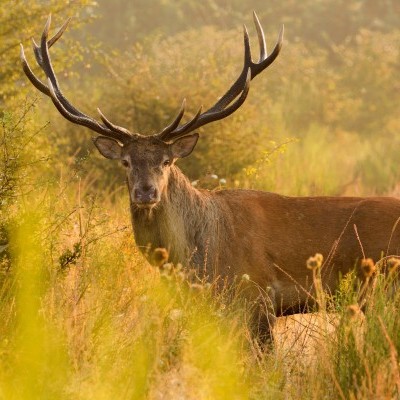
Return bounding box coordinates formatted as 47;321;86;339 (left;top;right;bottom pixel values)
133;185;159;206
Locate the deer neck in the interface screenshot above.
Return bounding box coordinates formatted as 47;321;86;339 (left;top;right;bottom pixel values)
130;166;216;268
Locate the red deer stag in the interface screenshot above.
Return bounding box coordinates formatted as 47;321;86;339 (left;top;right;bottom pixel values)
21;14;400;342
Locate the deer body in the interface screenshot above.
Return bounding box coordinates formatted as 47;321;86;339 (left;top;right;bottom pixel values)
21;14;400;342
132;164;400;316
130;166;220;269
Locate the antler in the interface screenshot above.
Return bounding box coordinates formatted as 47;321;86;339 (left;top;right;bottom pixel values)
21;13;283;145
20;15;133;143
157;11;284;142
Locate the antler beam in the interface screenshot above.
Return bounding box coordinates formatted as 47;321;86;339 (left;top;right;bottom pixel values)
157;11;284;142
20;15;133;143
21;13;283;145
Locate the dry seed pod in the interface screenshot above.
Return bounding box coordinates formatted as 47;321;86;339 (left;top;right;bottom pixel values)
361;258;376;277
153;247;169;267
306;253;323;270
346;304;361;320
387;257;400;274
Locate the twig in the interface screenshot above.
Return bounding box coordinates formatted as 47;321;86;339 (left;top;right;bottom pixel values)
86;226;129;246
353;224;365;260
386;217;400;256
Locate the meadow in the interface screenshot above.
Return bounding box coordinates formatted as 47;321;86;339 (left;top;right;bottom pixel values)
1;1;400;399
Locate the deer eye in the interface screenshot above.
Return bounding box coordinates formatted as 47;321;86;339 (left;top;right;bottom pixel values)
121;160;129;168
163;159;170;167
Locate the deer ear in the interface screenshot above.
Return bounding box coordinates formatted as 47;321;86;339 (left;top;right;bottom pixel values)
170;133;199;159
92;136;122;160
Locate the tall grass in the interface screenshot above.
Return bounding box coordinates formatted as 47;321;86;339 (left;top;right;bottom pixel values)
0;178;264;399
2;165;400;399
2;1;400;396
1;101;400;399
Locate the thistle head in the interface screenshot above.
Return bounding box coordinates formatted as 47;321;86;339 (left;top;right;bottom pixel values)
153;247;169;267
387;257;400;275
306;253;324;270
361;258;376;278
346;304;362;320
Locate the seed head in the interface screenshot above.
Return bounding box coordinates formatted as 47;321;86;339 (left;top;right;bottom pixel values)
315;253;324;264
161;262;173;272
190;283;204;292
153;247;169;267
241;273;250;282
387;257;400;274
361;258;376;277
346;304;361;320
306;253;323;270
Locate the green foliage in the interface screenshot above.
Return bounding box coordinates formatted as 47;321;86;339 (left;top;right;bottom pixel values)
3;211;70;400
3;177;400;399
0;182;259;399
75;6;399;191
331;270;400;399
240;126;363;195
0;0;96;104
89;0;400;48
2;1;400;399
8;0;397;193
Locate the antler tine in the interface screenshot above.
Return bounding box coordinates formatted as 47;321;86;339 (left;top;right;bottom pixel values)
158;99;187;137
160;105;203;141
160;70;251;141
32;16;71;66
48;17;71;48
253;11;267;61
243;24;252;67
204;24;252;114
21;15;132;143
252;25;284;78
157;14;283;142
97;108;134;136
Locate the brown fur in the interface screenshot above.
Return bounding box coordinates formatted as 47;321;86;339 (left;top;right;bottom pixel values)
131;163;400;319
63;135;400;341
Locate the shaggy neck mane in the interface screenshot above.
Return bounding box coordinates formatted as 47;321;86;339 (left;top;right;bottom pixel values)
130;166;219;269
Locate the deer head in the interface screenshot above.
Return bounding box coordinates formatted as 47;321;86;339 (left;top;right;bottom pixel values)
21;13;283;209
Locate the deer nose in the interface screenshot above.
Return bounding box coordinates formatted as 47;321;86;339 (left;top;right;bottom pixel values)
134;185;158;203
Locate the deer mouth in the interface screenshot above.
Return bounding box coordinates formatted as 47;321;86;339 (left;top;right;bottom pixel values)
133;200;159;209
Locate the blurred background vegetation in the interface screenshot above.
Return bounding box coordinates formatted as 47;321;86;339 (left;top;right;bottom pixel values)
2;0;400;197
1;1;400;398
